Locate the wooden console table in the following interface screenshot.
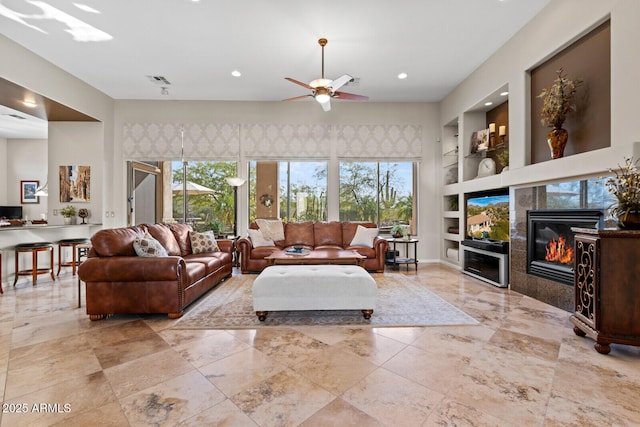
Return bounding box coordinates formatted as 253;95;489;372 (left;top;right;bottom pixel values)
571;228;640;354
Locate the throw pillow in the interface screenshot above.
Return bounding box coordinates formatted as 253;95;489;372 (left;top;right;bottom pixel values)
190;230;219;254
255;218;285;241
133;232;168;257
350;225;379;248
248;229;275;248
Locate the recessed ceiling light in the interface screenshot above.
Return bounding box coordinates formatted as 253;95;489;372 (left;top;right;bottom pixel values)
397;72;408;80
231;70;242;77
484;102;493;106
500;91;509;96
22;100;37;108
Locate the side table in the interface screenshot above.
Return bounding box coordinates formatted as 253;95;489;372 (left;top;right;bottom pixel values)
389;238;418;271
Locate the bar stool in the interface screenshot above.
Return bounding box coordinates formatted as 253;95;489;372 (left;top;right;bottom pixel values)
14;242;55;286
57;238;91;276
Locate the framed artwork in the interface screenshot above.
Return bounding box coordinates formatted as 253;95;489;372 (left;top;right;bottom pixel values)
470;129;489;154
21;180;39;204
59;165;91;202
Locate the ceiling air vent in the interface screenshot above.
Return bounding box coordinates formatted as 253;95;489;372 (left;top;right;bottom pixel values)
146;75;171;85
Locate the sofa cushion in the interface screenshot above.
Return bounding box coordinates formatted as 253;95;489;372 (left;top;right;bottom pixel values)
350;225;379;248
342;222;377;248
170;223;193;256
283;221;315;247
133;232;169;257
190;231;219;254
248;229;275;248
313;221;343;247
184;254;224;275
145;223;181;256
184;261;207;283
255;219;285;241
91;226;145;257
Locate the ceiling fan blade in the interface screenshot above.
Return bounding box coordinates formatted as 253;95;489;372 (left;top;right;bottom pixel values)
334;91;369;101
283;94;312;102
331;74;353;91
321;99;331;112
285;77;313;90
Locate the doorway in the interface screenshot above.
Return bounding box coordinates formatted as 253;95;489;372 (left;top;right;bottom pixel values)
128;161;163;226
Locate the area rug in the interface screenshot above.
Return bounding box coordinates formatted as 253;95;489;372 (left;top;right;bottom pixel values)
173;272;478;329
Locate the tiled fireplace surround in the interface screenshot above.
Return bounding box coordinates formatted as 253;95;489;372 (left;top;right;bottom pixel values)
510;185;611;312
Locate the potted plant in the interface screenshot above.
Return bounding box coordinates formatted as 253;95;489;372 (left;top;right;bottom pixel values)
606;157;640;229
60;205;77;225
390;224;408;239
537;67;583;159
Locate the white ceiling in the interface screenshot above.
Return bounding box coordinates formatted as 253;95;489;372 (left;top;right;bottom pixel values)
0;0;550;138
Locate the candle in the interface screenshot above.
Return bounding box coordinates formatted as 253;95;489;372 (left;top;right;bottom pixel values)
489;123;496;133
499;125;506;136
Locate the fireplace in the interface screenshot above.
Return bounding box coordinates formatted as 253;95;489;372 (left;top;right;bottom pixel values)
527;210;603;285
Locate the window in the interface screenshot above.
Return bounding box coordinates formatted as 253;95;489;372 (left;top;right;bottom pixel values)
248;161;327;223
172;161;238;233
339;162;416;232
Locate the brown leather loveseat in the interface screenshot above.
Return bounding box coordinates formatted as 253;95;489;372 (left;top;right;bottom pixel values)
78;223;233;320
237;221;388;273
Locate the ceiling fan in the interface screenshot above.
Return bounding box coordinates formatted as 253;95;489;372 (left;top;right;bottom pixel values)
284;38;368;112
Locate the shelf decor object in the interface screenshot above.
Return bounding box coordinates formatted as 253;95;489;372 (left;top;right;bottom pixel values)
537;67;583;159
605;157;640;229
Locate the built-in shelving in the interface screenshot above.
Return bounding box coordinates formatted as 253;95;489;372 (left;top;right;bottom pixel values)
440;85;510;268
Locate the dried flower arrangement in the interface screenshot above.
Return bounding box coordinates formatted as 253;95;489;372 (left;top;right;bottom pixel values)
537;68;583;129
606;157;640;225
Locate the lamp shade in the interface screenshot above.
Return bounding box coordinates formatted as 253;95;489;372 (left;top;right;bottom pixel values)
226;177;246;187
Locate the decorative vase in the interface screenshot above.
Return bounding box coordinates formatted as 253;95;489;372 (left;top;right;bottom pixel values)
547;128;568;159
617;211;640;230
63;216;76;225
392;232;403;238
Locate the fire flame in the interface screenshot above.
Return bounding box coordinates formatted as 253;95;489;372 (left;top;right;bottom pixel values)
545;236;574;264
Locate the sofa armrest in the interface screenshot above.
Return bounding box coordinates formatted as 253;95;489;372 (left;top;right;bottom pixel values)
79;256;186;282
373;237;389;257
216;239;234;254
237;237;252;255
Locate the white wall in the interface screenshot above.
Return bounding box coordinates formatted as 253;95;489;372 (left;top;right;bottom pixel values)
6;139;47;220
440;0;640;188
48;122;104;225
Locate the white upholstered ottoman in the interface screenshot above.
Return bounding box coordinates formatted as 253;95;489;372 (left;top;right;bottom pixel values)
252;265;377;321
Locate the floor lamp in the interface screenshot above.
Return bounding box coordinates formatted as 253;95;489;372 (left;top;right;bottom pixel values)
226;177;246;236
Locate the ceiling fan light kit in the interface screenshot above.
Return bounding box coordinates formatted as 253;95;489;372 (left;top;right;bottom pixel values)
284;38;368;112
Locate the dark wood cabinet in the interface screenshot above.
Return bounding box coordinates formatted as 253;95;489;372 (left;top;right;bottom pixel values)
571;228;640;354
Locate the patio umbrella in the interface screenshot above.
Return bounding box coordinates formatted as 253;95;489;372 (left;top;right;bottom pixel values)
172;181;215;195
172;181;216;224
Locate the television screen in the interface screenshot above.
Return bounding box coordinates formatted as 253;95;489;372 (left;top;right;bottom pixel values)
0;206;23;219
465;192;510;241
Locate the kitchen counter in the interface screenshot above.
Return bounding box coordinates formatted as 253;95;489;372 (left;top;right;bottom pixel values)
0;223;103;286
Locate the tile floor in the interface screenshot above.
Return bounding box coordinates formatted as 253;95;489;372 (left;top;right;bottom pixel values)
0;264;639;426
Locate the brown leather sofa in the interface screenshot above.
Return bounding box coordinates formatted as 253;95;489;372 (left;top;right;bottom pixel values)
237;221;388;273
78;223;233;320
